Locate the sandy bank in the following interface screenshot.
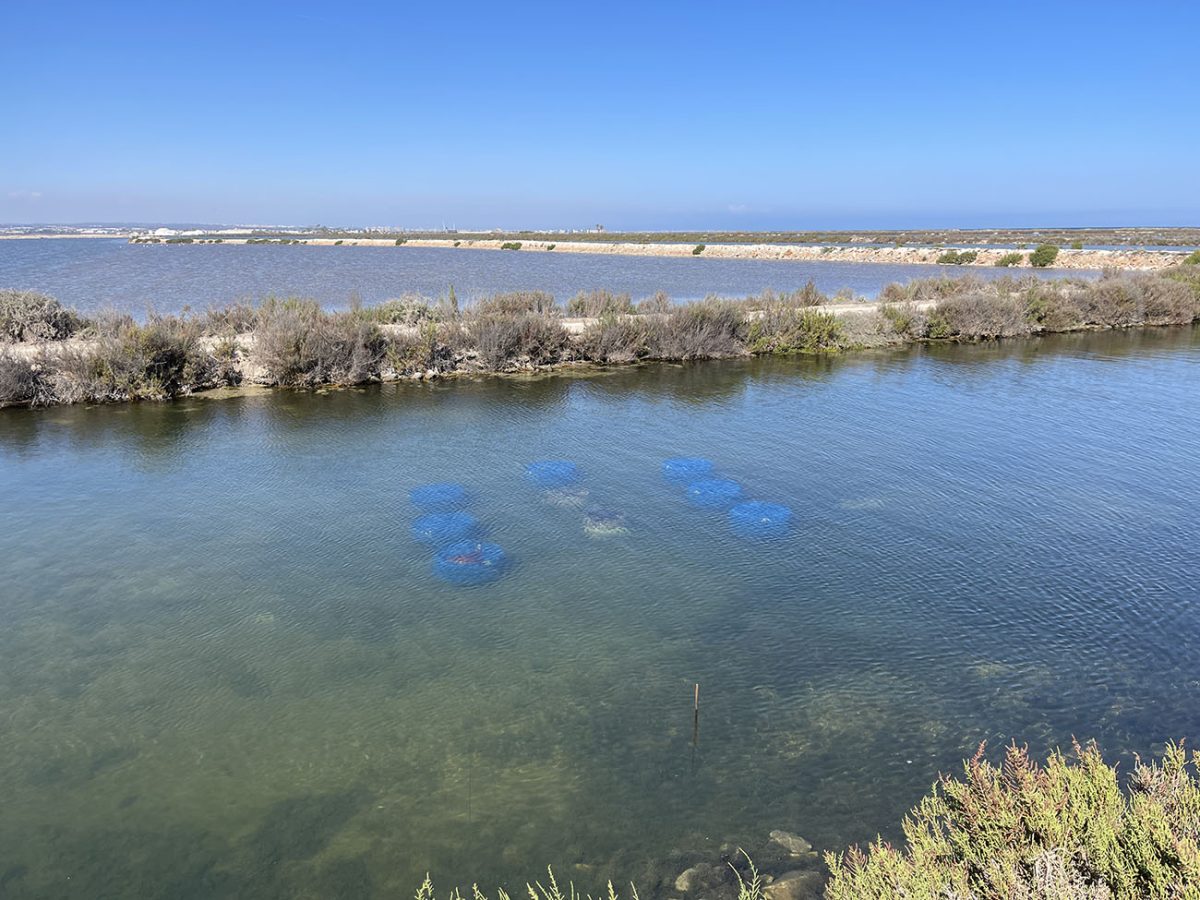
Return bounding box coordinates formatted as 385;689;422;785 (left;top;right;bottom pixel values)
171;236;1185;270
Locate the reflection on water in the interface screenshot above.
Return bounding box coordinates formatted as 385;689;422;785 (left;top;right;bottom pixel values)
0;238;1097;315
1;327;1198;898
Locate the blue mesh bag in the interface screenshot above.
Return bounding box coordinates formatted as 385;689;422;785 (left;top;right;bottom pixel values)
729;501;792;538
410;482;468;510
525;460;580;488
685;478;743;508
433;541;508;586
662;457;715;484
411;511;481;546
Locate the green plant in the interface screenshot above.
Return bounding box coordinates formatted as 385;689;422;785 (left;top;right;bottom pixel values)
334;240;344;245
453;240;461;247
1071;240;1084;250
746;307;846;353
937;250;979;265
546;243;556;250
995;252;1024;267
500;242;522;251
1029;244;1060;267
395;237;407;245
1182;250;1200;265
692;244;706;255
825;741;1200;900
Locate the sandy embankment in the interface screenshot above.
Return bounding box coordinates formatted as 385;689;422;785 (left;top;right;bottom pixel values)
191;236;1185;271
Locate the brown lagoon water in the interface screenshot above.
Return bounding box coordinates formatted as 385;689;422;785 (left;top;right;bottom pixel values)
1;327;1199;897
0;238;1097;315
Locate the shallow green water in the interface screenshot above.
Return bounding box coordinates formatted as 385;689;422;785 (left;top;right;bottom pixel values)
2;328;1199;898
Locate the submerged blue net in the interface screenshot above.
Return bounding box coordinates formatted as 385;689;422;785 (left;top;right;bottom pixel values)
525;460;581;488
729;501;792;538
685;478;743;508
662;457;715;483
411;511;481;546
433;541;508;585
410;482;468;510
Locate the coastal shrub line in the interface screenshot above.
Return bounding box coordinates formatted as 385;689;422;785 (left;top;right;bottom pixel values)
824;740;1200;899
400;743;1197;900
2;269;1198;407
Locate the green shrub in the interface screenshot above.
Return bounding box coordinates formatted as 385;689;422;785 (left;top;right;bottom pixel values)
395;237;407;245
453;240;461;247
879;302;928;339
500;241;522;251
334;240;344;245
745;307;846;353
546;243;556;250
692;244;706;255
825;741;1200;900
0;289;85;342
1183;250;1200;265
566;290;634;317
165;236;193;244
1029;244;1060;267
937;250;978;265
995;252;1024;267
1071;240;1084;250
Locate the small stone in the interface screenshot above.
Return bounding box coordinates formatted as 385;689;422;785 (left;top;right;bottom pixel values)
763;871;824;900
674;863;718;894
768;830;814;857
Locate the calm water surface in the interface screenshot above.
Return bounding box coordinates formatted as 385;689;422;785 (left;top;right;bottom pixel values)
1;328;1198;898
0;239;1097;315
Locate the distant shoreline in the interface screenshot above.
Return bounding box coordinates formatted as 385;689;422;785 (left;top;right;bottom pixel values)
126;235;1188;271
0;233;135;240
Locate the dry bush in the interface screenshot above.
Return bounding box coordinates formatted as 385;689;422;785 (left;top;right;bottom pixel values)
880;276;985;305
0;289;85;342
254;301;388;386
566;289;634;317
929;291;1032;339
201;301;259;335
651;299;746;360
580;316;658;363
0;352;53;406
1075;275;1199;327
472;291;559;317
467;312;570;371
636;291;672;314
738;281;828;311
352;294;442;326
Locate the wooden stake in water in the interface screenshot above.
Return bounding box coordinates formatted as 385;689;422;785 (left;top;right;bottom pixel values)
692;683;700;746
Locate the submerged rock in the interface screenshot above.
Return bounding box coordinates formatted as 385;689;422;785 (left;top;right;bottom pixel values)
768;830;814;857
674;863;721;894
763;870;824;900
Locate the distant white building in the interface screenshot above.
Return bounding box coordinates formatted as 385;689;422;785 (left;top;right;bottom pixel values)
153;228;178;237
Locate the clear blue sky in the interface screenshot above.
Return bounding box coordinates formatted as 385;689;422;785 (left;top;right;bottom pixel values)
2;0;1196;229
